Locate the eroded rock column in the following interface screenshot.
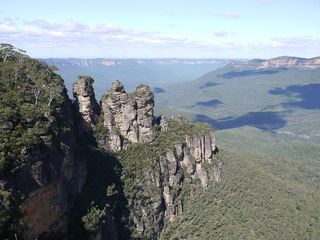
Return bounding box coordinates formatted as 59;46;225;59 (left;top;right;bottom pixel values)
73;76;100;130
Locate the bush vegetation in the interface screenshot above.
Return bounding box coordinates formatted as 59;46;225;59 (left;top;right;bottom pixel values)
0;44;67;237
161;148;320;239
0;44;65;173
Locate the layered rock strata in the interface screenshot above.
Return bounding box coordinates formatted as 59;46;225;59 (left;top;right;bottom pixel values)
73;76;100;130
124;128;222;239
100;80;154;151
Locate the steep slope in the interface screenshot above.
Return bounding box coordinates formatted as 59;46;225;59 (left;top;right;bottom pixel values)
0;44;86;239
70;78;222;239
119;117;221;239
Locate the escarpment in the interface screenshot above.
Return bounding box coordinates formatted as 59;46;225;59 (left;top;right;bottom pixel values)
0;45;86;239
0;44;222;240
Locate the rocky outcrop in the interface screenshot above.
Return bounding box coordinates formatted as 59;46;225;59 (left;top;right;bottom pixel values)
132;84;154;143
159;115;169;132
21;92;87;239
121;118;221;239
161;132;220;222
82;79;221;238
73;76;100;130
101;80;154;151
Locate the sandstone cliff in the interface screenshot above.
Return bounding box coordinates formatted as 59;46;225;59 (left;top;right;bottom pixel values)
118;117;221;239
73;75;100;130
71;80;221;239
229;56;320;69
100;80;154;151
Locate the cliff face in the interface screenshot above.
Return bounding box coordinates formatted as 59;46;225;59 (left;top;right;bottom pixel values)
100;80;154;151
119;117;221;239
162;132;220;222
229;56;320;69
0;45;86;239
43;58;227;68
18;93;87;239
72;79;221;239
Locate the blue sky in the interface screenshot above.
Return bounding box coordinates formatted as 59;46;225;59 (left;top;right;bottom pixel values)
0;0;319;58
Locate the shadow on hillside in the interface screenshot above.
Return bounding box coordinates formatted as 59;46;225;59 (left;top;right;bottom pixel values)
67;113;131;239
269;83;320;110
218;68;288;79
194;111;286;130
199;82;221;89
68;147;131;240
153;87;166;94
195;99;223;107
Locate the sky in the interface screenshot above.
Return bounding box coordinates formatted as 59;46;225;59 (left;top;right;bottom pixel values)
0;0;319;58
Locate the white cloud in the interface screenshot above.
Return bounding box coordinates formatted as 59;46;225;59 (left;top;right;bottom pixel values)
0;18;319;58
0;23;18;34
271;36;320;48
0;18;213;57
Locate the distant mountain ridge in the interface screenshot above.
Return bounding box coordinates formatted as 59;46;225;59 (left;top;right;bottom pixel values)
42;56;320;69
42;58;228;68
229;56;320;69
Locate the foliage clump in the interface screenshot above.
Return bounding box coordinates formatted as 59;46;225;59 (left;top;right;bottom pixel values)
0;43;65;172
0;189;25;238
81;202;106;232
0;44;71;237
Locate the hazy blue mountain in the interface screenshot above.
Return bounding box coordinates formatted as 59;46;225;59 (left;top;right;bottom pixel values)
42;58;229;99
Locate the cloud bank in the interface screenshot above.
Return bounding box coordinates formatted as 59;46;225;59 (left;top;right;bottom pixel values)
0;18;319;58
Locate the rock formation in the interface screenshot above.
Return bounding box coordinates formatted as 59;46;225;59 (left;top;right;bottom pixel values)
159;115;169;132
101;80;154;151
132;84;154;143
0;45;222;240
73;76;100;130
122;118;221;238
